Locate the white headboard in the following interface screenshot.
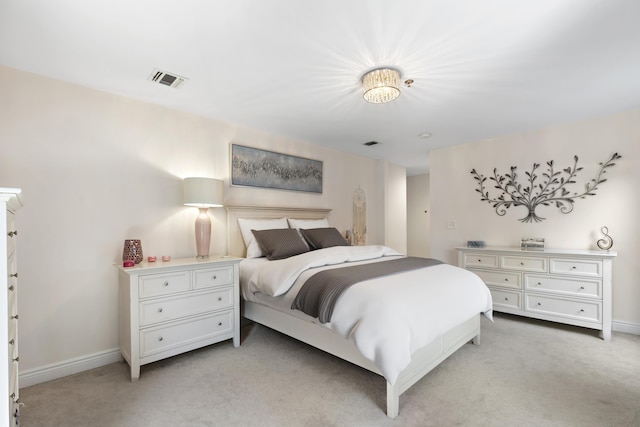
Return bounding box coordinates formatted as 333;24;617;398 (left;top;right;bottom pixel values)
226;205;332;258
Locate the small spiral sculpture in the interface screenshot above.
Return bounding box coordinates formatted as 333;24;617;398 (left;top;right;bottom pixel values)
596;226;613;250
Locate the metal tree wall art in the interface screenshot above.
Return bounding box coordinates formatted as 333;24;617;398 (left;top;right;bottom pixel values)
470;153;621;223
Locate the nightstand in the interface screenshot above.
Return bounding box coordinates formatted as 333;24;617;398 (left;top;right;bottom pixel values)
117;256;242;380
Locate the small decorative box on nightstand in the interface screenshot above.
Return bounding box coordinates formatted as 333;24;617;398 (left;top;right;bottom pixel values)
117;256;242;380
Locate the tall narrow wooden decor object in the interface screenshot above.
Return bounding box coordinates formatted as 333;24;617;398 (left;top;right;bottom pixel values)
353;186;367;245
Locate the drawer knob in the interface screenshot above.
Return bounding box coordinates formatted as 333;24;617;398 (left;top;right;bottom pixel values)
580;309;585;312
537;282;542;286
477;259;481;262
580;286;585;290
504;278;509;282
218;322;222;326
504;297;509;301
158;337;163;342
218;297;222;301
572;266;577;269
520;262;524;266
157;308;163;313
164;281;169;287
212;275;217;280
537;302;542;306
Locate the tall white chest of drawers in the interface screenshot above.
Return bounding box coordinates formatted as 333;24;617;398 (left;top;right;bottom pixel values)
1;188;22;426
117;256;242;380
456;247;616;340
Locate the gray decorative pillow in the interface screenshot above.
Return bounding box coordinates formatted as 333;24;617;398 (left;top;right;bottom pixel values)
300;227;349;250
251;228;310;260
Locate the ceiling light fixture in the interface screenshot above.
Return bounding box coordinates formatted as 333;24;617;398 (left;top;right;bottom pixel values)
362;68;401;104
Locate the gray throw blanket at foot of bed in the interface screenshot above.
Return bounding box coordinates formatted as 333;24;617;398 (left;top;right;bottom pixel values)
292;257;443;323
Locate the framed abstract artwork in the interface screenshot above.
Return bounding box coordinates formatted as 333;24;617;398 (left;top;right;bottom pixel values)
231;144;323;193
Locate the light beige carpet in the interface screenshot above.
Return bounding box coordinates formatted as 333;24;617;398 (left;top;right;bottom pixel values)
18;314;640;426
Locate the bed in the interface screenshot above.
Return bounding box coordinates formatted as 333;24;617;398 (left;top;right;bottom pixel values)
226;206;492;419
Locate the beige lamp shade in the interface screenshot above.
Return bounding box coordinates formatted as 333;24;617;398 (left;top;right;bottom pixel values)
183;177;224;258
183;177;224;207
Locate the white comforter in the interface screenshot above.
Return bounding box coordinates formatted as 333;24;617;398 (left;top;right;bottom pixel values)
244;245;493;385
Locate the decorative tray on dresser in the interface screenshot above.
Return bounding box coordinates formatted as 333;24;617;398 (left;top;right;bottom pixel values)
117;256;242;380
456;246;616;340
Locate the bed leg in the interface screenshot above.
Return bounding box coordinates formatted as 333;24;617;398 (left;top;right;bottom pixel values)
386;381;399;419
471;331;481;346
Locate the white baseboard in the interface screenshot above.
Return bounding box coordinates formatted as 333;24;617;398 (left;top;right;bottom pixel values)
20;348;122;388
612;319;640;336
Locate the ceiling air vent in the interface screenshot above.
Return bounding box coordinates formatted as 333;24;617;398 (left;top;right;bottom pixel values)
147;69;188;89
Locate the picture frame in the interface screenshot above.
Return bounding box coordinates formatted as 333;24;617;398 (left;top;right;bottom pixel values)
231;144;323;193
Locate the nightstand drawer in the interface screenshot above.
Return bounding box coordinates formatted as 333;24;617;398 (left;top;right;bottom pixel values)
139;288;234;326
139;271;190;299
549;258;602;277
462;253;499;269
472;269;521;290
501;255;547;272
525;274;601;299
525;294;601;323
193;266;234;290
489;288;521;310
139;311;233;358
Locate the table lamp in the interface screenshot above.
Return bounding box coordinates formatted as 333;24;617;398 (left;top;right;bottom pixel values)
183;177;224;258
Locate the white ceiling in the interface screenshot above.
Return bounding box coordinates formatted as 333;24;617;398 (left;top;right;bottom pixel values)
2;0;639;175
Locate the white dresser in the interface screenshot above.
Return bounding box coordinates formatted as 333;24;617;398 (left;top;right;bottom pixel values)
456;246;616;340
117;256;242;380
1;188;23;426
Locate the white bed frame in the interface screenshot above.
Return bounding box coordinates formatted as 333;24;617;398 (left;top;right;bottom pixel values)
226;206;481;419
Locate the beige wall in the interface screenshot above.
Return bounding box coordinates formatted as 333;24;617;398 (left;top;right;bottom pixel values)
430;109;640;328
381;161;407;254
0;65;400;378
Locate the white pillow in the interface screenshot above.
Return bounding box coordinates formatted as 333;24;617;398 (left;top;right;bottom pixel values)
287;218;329;229
238;217;289;258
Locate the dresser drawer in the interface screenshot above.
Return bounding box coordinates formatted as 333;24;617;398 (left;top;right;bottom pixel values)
139;271;190;299
489;288;522;310
139;288;234;326
471;269;521;290
8;281;17;314
7;225;16;257
193;265;234;290
501;255;547;272
8;321;18;360
549;258;602;278
525;294;601;323
462;253;499;269
9;360;18;403
139;311;234;358
525;274;601;299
